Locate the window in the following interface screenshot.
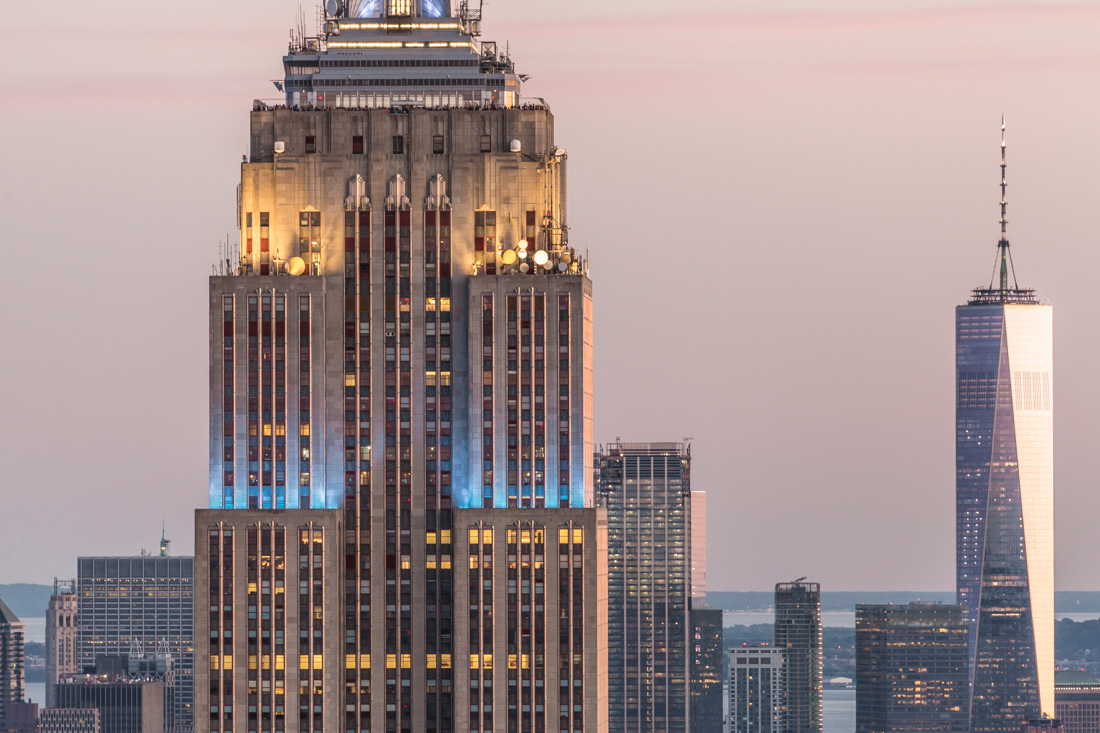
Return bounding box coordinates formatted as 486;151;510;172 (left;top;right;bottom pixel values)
352;135;364;154
305;136;316;154
392;135;404;155
480;134;491;153
433;135;445;154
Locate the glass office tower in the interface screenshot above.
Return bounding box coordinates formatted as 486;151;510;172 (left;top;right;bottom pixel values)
76;556;195;732
598;442;692;733
774;580;821;733
956;127;1054;732
855;603;969;733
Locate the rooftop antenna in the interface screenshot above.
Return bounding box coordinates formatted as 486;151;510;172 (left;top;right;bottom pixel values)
989;115;1020;293
159;523;170;557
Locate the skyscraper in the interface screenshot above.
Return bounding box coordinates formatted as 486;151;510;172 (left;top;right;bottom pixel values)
689;607;723;733
47;579;79;708
689;491;706;603
729;644;785;733
77;556;195;731
0;596;26;727
196;2;601;733
597;442;692;733
774;580;821;733
854;603;969;733
956;122;1054;732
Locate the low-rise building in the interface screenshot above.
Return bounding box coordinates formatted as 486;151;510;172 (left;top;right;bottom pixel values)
55;678;163;733
39;708;100;733
1056;671;1100;733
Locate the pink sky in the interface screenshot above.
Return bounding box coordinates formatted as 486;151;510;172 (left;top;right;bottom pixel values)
2;1;1099;592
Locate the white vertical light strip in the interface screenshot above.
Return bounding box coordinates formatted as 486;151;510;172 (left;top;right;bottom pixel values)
1005;304;1054;716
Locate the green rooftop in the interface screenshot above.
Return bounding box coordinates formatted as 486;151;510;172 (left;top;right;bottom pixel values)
1055;670;1100;687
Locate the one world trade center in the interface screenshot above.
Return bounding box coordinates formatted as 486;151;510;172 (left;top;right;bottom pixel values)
956;122;1053;733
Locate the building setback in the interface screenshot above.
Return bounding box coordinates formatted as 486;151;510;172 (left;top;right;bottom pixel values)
55;680;163;733
774;580;821;733
452;508;607;733
729;645;785;733
1055;671;1100;733
47;580;80;708
689;606;723;733
77;556;195;731
956;124;1053;732
597;442;692;733
854;603;969;733
0;596;26;728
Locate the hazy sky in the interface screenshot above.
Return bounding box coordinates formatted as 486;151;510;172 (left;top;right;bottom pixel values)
2;0;1100;593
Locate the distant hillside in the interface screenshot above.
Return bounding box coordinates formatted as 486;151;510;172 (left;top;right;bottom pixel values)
708;591;1100;613
0;584;53;619
708;591;954;612
725;618;1100;662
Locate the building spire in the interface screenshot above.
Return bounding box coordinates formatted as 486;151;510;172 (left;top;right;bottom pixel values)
970;116;1035;305
999;115;1010;292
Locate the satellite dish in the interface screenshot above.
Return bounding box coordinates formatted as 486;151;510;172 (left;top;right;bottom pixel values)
532;250;549;266
518;249;527;259
519;263;529;273
559;251;571;264
287;257;307;276
517;239;528;250
557;262;567;271
500;249;518;265
326;0;340;16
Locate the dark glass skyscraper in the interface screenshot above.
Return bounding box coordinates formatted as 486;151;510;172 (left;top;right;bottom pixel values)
689;606;723;733
956;124;1053;732
855;603;969;733
597;442;691;733
774;580;821;733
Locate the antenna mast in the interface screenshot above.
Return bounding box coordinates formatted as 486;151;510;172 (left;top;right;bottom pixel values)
998;115;1010;292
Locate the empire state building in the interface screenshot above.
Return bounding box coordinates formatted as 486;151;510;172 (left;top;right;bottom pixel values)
193;2;607;732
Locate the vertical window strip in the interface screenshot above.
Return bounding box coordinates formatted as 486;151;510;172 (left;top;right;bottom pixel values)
483;295;494;508
248;296;260;508
261;293;274;508
223;297;235;508
298;295;311;506
274;295;286;508
534;293;546;507
558;294;570;507
259;212;270;275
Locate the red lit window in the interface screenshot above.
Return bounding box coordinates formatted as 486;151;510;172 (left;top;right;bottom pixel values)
352;136;364;154
305;136;316;154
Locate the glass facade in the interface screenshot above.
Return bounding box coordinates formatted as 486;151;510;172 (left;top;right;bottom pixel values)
690;607;723;733
956;302;1053;732
774;580;821;733
854;603;969;733
76;556;195;732
598;443;691;733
